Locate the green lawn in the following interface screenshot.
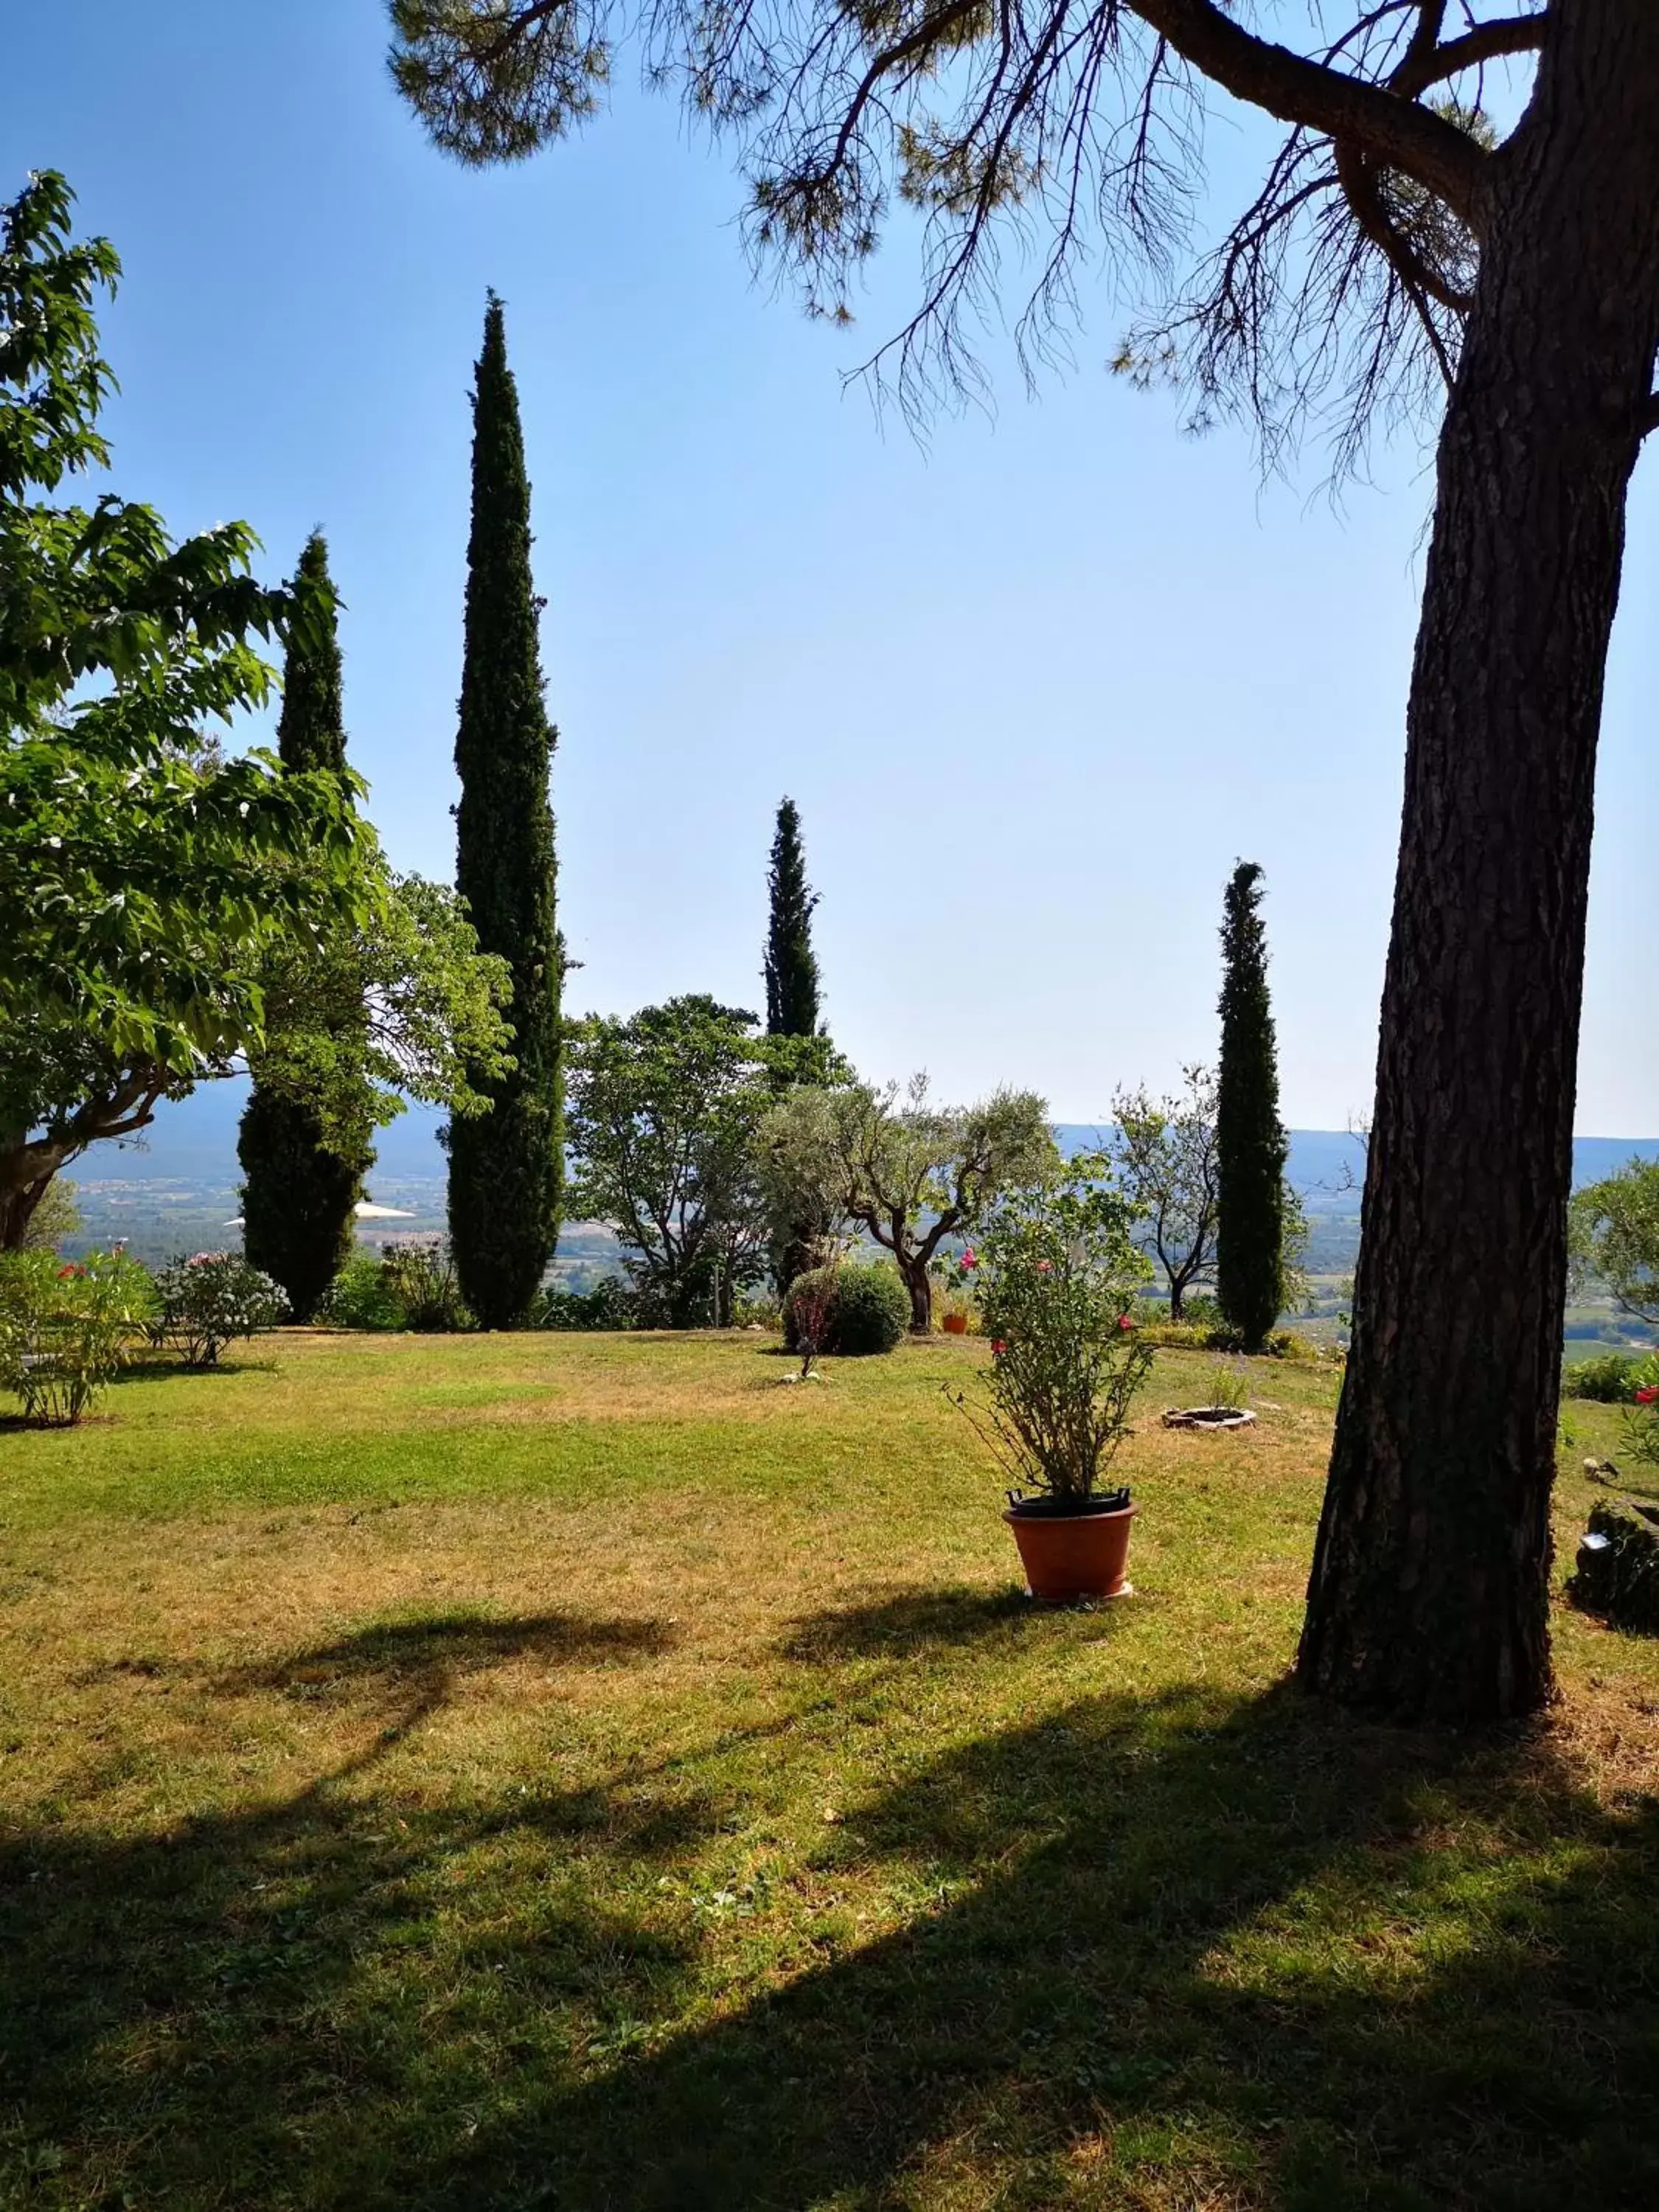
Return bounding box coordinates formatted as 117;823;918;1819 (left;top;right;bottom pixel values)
1;1332;1656;2211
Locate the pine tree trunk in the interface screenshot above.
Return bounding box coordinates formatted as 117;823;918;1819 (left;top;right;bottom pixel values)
1299;3;1659;1725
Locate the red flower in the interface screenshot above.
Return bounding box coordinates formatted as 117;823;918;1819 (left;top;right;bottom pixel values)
1118;1314;1134;1330
1035;1259;1053;1273
57;1262;77;1279
961;1249;978;1269
992;1340;1007;1354
1636;1385;1659;1405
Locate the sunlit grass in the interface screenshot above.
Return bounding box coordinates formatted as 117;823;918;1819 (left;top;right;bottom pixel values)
1;1331;1654;2208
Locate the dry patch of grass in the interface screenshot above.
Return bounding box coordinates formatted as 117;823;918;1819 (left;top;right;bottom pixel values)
1;1332;1655;2210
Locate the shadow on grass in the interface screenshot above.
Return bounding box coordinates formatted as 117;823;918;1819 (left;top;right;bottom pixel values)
3;1674;1656;2210
110;1356;282;1382
212;1607;675;1696
782;1584;1041;1659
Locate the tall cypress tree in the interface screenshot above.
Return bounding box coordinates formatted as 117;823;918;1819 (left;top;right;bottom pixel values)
1215;860;1287;1353
237;532;369;1321
447;293;563;1327
763;797;821;1037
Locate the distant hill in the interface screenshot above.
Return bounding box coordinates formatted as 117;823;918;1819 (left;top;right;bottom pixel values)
74;1078;449;1184
59;1086;1659;1277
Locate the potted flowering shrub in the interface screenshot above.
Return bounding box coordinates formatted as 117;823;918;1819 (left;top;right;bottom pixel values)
952;1168;1154;1601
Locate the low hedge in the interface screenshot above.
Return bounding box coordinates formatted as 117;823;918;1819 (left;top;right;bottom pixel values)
785;1261;909;1356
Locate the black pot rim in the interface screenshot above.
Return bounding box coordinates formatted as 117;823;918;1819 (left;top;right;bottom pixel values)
1004;1495;1135;1521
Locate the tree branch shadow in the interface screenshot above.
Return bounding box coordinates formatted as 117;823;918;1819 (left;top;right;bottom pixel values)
782;1584;1054;1660
3;1670;1655;2209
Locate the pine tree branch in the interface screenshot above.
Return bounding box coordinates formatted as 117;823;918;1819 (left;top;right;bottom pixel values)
1334;139;1472;316
1126;0;1494;226
1389;15;1548;98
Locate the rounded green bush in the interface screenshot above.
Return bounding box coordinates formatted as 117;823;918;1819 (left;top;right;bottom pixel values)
785;1260;909;1356
1562;1351;1641;1403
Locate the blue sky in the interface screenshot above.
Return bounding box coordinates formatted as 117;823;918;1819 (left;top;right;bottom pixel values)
9;2;1655;1133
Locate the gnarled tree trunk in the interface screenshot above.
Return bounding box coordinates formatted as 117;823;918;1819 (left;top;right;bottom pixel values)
900;1256;933;1334
1298;1;1659;1725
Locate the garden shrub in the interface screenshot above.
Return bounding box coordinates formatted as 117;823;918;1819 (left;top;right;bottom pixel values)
380;1242;470;1332
151;1253;288;1368
536;1277;637;1331
1563;1352;1642;1402
1139;1318;1312;1359
321;1253;410;1332
1138;1320;1208;1351
785;1261;908;1356
0;1250;156;1425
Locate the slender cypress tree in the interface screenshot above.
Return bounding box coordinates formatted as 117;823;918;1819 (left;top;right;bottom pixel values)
238;532;369;1321
762;798;824;1297
446;293;563;1327
1214;860;1287;1353
763;797;821;1037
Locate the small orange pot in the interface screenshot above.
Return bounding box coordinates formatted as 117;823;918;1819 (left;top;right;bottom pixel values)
1004;1503;1136;1603
941;1312;970;1336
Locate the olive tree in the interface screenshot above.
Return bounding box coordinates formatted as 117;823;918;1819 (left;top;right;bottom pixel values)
386;0;1659;1722
1571;1161;1659;1329
1111;1067;1220;1323
758;1077;1057;1333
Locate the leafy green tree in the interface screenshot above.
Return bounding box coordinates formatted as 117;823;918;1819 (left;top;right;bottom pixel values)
759;1077;1056;1333
1215;864;1287;1353
1571;1161;1659;1329
389;0;1659;1727
764;798;821;1038
238;532;372;1319
446;293;563;1329
0;174;366;1251
566;996;831;1326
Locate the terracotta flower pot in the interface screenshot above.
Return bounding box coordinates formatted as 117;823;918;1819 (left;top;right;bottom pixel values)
1004;1502;1136;1603
941;1312;969;1335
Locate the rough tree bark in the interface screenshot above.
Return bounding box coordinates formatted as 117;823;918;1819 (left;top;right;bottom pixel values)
1299;1;1659;1724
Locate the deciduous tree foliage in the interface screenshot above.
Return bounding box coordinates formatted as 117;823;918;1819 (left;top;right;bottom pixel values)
1215;865;1287;1354
566;996;834;1326
389;0;1659;1721
446;294;564;1328
239;532;372;1320
0;174;366;1251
